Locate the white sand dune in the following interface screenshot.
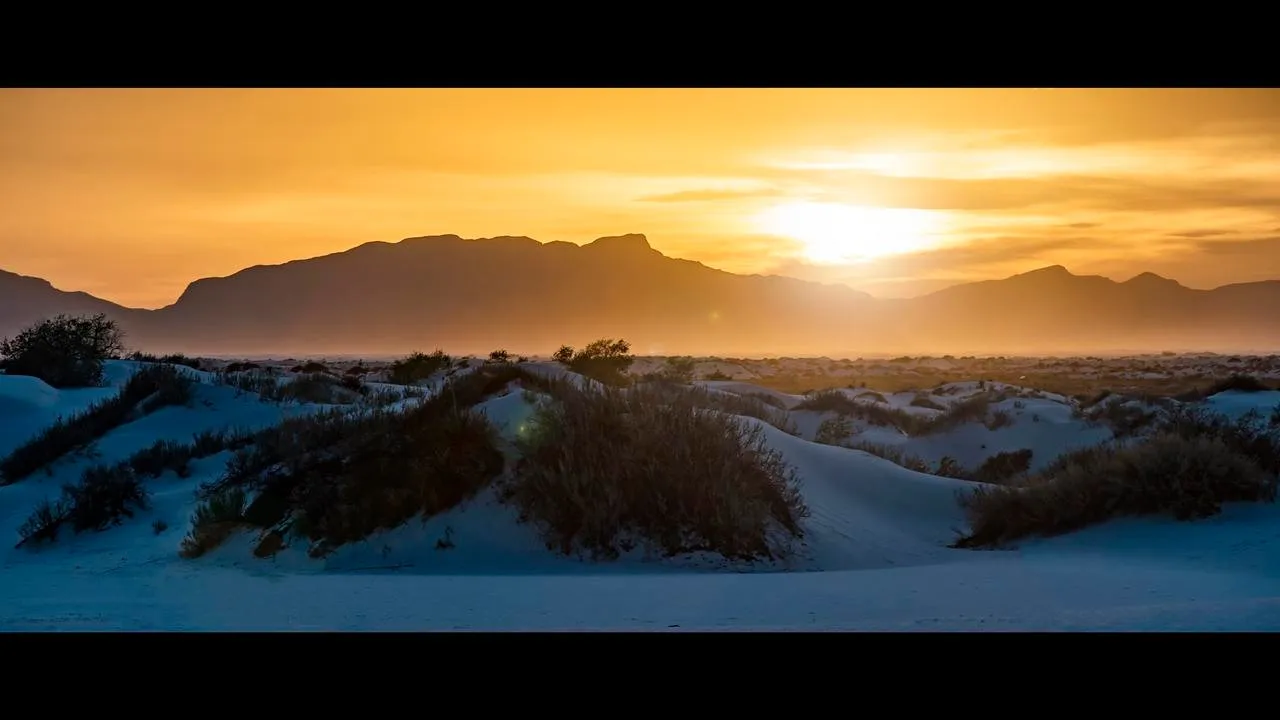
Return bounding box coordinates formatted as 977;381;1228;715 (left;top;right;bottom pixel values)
2;361;1279;630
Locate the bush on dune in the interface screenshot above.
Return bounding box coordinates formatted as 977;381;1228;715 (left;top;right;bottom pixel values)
1174;374;1273;402
129;351;203;370
1;363;194;484
0;313;125;388
954;409;1280;549
552;338;634;386
971;448;1033;485
187;367;517;559
16;427;257;548
387;350;451;385
504;381;809;562
641;381;799;436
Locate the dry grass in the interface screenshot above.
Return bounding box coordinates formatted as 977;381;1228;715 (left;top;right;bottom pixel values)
1;364;194;483
955;422;1279;549
504;380;809;562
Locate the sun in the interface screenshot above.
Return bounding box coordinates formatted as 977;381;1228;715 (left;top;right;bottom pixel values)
755;201;945;264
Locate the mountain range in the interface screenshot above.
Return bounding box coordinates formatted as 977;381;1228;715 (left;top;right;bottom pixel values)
3;233;1278;357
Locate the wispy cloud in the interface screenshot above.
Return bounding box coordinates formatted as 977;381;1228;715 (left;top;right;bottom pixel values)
635;188;782;203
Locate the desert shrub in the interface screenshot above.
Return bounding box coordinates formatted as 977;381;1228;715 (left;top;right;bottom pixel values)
216;369;280;398
1158;404;1280;476
287;405;503;556
927;393;992;434
650;384;797;436
910;394;945;410
848;441;933;474
984;410;1014;431
129;352;201;369
388;350;451;385
935;456;970;479
340;374;365;393
663;356;696;382
1174;374;1273;402
487;349;511;364
553;338;634;386
63;464;150;532
1088;397;1158;438
298;361;329;374
128;439;194;478
504;382;808;561
0;313;125;388
954;432;1278;549
815;415;854;446
795;389;927;434
795;388;858;414
0;364;195;483
16;497;71;546
972;449;1034;484
1204;374;1272;395
180;487;250;558
703;370;733;381
13;425;260;547
195;367;516;557
223;361;260;373
743;392;787;410
279;373;352;404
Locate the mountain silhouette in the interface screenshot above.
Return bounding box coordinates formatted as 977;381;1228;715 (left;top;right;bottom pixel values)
3;234;1278;356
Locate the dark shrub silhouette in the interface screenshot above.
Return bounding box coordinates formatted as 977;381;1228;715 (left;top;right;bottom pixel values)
552;339;634;386
388;350;451;385
1;313;125;388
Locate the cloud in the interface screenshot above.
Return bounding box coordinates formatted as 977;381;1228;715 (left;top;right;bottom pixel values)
1168;229;1237;239
777;170;1280;214
635;188;781;203
1066;222;1099;229
1192;236;1280;255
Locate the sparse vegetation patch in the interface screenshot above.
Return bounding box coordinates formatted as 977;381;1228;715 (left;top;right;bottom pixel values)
954;408;1280;549
1;364;195;483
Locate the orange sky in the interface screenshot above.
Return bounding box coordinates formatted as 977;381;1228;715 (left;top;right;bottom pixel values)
2;88;1280;309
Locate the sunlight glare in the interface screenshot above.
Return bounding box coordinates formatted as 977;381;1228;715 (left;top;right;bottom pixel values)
756;201;946;264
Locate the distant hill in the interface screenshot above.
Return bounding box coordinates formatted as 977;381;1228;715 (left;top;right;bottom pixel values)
3;234;1278;356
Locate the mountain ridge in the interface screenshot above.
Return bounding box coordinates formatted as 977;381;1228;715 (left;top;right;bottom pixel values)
3;234;1278;356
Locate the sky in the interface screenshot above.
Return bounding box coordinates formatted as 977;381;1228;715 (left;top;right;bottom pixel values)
2;88;1280;309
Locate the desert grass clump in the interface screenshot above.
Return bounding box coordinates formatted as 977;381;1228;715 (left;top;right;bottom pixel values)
971;448;1033;485
795;388;859;414
0;313;125;388
655;384;798;436
910;394;945;411
194;367;516;558
815;415;854;446
795;389;923;434
1;363;195;483
63;464;150;532
14;426;257;548
388;350;451;385
984;409;1014;431
16;464;151;547
180;487;250;558
848;441;933;474
504;382;809;562
954;432;1277;549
